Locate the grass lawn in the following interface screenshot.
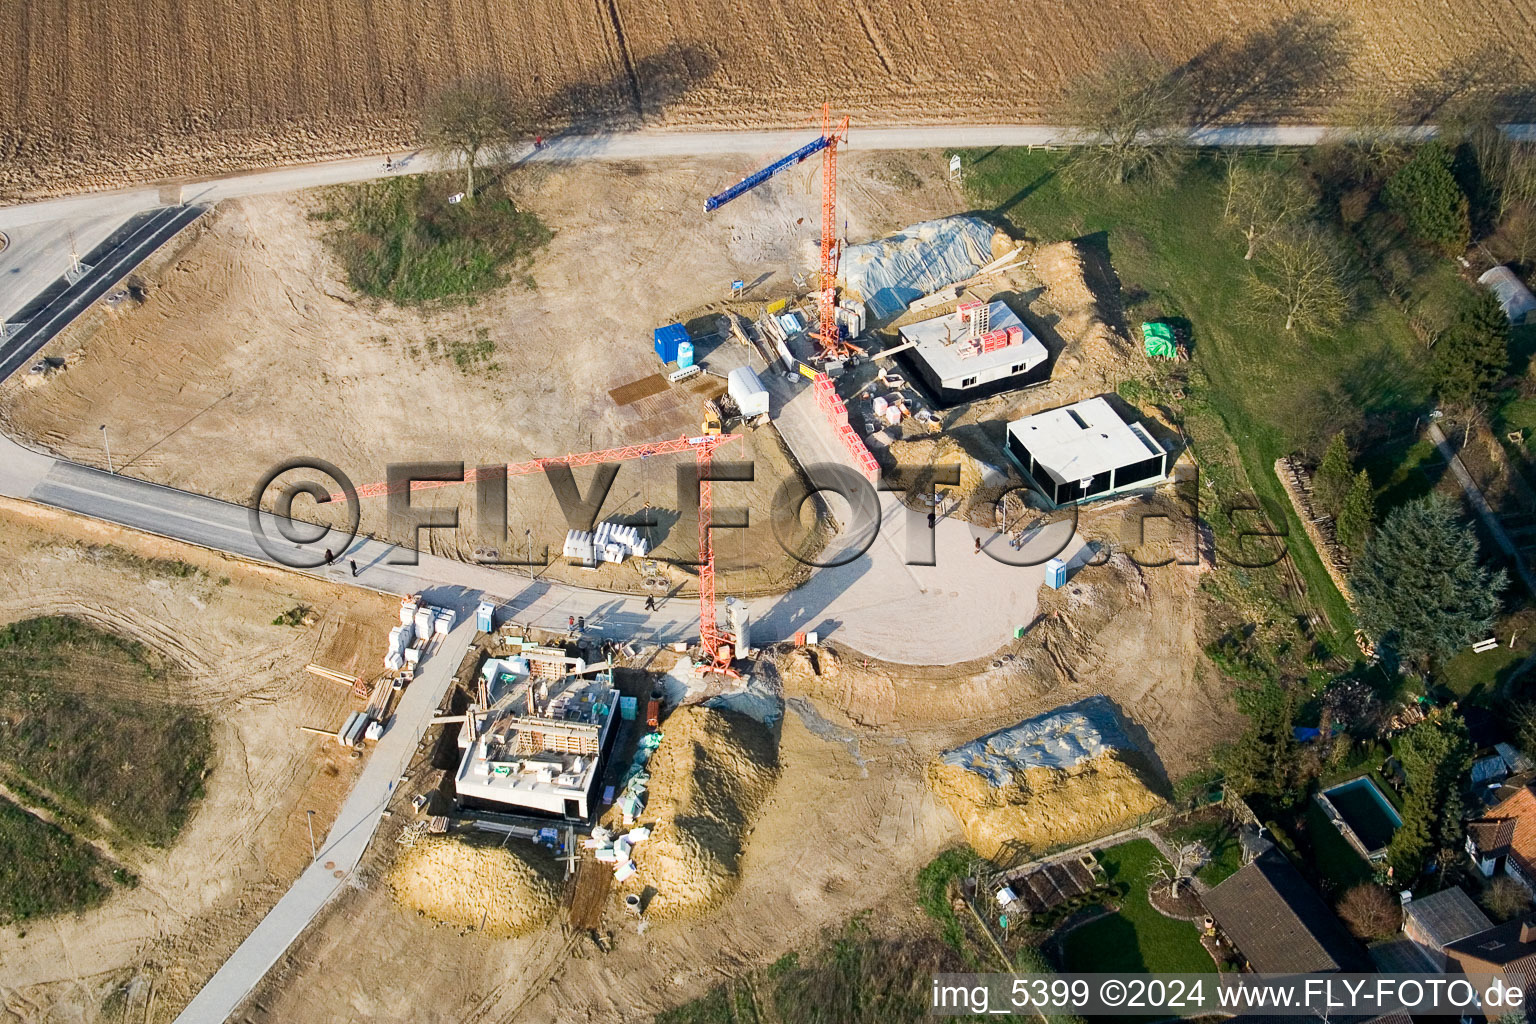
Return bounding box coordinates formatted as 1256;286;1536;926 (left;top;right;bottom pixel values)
0;616;212;846
1059;840;1213;973
1439;641;1526;703
1165;818;1243;886
315;173;549;306
958;149;1438;640
1299;799;1374;893
0;796;108;924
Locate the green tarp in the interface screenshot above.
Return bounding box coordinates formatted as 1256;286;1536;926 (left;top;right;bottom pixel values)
1142;322;1177;359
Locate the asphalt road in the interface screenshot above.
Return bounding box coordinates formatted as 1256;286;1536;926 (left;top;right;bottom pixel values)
0;117;1392;1021
0;213;134;323
4;119;1532;343
172;618;477;1024
0;205;204;381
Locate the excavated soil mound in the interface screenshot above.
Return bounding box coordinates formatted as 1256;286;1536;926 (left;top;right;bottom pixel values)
931;751;1165;860
624;705;779;919
1032;241;1134;377
389;834;561;937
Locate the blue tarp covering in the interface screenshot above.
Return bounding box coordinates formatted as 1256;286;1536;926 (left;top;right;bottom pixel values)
839;216;998;321
938;696;1133;788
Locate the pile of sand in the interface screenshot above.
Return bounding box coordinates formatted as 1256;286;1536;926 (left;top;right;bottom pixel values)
622;705;779;918
931;751;1165;861
1032;241;1133;374
388;834;561;937
930;700;1166;860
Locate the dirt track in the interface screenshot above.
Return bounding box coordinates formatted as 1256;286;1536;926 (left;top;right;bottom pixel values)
4;1;1535;200
0;153;964;596
0;498;395;1023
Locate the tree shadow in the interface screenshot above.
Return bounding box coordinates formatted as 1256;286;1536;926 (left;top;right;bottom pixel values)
1072;230;1133;341
993;170;1056;218
537;42;719;132
1401;42;1536;124
1180;11;1352;127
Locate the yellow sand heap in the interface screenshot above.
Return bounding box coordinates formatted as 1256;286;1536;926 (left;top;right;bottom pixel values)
930;698;1166;860
622;705;779;919
389;834;560;937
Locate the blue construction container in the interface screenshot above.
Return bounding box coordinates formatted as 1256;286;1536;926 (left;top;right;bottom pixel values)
654;323;688;363
677;340;695;368
1045;558;1068;590
476;601;495;633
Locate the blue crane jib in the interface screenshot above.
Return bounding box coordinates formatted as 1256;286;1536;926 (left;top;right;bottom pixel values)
703;134;830;211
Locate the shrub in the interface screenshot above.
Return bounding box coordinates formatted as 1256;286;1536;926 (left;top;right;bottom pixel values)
1336;883;1401;940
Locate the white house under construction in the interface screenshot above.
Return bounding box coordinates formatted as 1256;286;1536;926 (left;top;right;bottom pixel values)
1005;396;1170;507
455;646;620;820
897;298;1049;404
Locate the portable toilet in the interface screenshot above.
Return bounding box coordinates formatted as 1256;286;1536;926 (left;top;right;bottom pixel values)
1045;557;1068;590
677;340;695;369
654;323;688;363
726;596;751;652
476;601;495;634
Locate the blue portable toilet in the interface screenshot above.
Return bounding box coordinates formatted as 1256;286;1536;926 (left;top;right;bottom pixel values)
1045;557;1068;589
654;323;688;363
677;340;695;368
476;601;495;633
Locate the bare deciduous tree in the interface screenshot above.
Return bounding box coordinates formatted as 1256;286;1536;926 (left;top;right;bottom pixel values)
1248;225;1350;333
1054;49;1189;186
1336;883;1401;940
1325;93;1409;182
1482;874;1534;922
1224;160;1315;259
420;77;516;203
1146;841;1206;898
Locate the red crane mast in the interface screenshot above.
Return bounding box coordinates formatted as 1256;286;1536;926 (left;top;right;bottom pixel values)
814;103;851;360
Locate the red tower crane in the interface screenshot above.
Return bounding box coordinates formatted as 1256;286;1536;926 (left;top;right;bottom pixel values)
813;103;851;361
503;433;743;671
705;103;852;360
336;433;744;670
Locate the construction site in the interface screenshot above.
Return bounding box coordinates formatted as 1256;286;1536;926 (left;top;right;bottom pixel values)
0;107;1226;1024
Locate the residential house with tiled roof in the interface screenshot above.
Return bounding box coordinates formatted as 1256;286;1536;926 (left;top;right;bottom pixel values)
1467;785;1536;892
1445;916;1536;1001
1202;848;1369;974
1401;887;1493;970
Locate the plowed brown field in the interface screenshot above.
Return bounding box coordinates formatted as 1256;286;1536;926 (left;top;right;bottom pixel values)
3;0;1534;200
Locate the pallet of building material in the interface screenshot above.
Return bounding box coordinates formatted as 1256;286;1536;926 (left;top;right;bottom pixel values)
565;855;614;931
365;678;392;720
305;663;356;685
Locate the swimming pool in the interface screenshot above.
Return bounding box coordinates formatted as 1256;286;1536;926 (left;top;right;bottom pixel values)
1318;777;1402;857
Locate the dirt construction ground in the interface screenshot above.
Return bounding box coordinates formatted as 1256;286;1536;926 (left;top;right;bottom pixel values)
0;498;396;1024
232;504;1234;1024
0;152;971;596
3;3;1536;200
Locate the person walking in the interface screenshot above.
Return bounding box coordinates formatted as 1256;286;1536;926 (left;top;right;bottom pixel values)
323;548;334;564
973;537;982;555
927;511;936;530
568;615;575;630
644;595;656;611
349;559;360;577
